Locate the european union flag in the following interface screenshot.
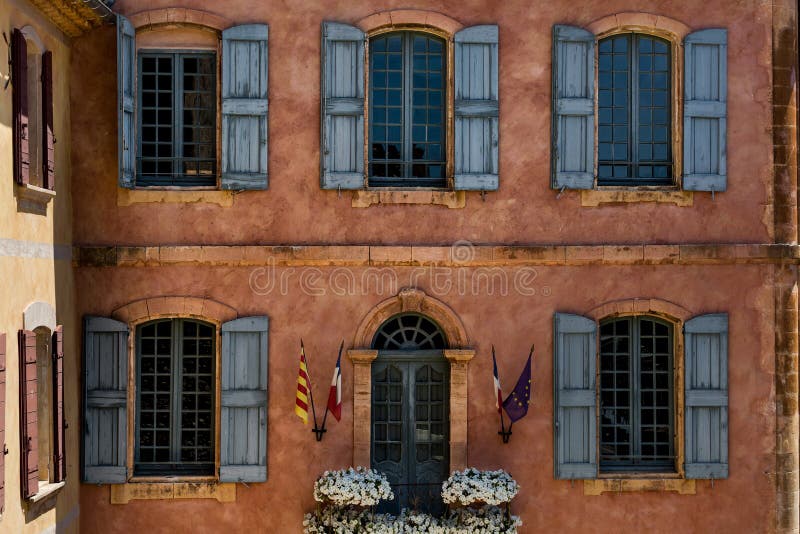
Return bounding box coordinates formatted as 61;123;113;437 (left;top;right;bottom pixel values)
502;349;532;422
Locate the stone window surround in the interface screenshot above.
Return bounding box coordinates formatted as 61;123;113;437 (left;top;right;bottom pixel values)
108;296;239;502
347;288;474;470
582;297;698;495
579;12;696;206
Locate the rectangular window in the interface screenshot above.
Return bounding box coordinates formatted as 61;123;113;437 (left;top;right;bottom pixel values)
597;34;672;185
138;52;217;187
369;32;446;187
599;316;674;472
135;319;215;476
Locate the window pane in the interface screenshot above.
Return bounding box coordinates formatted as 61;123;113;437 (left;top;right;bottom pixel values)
138;52;216;187
369;32;446;187
597;34;672;185
599;318;632;465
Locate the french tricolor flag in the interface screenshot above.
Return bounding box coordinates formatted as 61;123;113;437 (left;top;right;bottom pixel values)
326;349;342;421
492;346;503;414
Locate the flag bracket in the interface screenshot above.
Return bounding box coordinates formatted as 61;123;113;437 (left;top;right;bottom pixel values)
312;425;327;441
498;421;513;444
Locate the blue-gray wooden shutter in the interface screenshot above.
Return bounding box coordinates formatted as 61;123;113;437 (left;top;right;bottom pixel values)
320;22;365;190
551;25;595;190
684;313;728;479
220;316;268;482
454;25;499;191
683;29;727;192
221;24;269;190
83;316;128;483
553;312;597;479
117;14;135;188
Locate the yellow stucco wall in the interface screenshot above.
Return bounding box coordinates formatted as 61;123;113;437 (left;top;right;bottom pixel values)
0;0;78;532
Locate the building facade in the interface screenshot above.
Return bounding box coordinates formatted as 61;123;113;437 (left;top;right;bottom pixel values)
1;0;798;532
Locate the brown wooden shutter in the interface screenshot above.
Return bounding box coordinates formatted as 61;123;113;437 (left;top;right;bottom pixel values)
42;51;55;190
52;326;65;482
0;333;7;514
12;29;30;185
18;330;38;499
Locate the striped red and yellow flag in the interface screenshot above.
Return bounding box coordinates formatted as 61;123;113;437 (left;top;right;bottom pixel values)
295;343;310;424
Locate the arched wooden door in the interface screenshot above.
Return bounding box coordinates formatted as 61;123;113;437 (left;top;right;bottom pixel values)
371;314;449;514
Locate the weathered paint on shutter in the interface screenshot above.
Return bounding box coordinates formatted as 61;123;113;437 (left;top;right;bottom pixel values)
684;313;729;479
42;51;55;190
553;312;597;479
117;14;135;188
0;333;6;513
454;25;499;191
683;29;727;192
83;316;128;483
320;22;365;190
19;330;38;498
12;28;30;185
52;326;65;483
220;316;268;482
551;25;595;190
221;24;269;190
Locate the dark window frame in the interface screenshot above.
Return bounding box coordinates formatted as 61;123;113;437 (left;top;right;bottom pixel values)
597;33;673;186
598;315;675;473
136;49;217;188
134;318;216;477
368;31;448;188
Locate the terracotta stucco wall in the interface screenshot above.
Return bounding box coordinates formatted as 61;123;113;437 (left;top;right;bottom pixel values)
70;0;773;246
75;264;774;533
0;0;78;532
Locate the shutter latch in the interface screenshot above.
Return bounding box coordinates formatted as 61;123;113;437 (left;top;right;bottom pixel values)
2;445;8;456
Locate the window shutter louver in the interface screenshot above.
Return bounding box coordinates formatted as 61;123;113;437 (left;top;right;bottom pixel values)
320;22;365;190
453;25;500;191
683;29;727;192
19;330;38;499
42;51;55;190
52;326;65;483
684;313;729;479
117;14;136;188
220;316;268;483
221;24;269;190
551;25;595;190
0;333;6;513
12;28;30;186
82;317;128;483
553;312;597;479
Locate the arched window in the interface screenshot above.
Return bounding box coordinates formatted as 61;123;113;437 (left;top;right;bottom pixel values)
135;318;215;475
370;313;448;514
599;315;674;471
371;313;446;350
369;31;446;187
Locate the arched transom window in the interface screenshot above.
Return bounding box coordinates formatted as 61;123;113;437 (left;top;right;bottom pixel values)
371;313;447;350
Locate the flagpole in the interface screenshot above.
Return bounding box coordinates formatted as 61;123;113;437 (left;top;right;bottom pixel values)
302;339;326;441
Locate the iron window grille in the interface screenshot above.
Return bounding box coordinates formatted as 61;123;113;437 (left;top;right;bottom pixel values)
599;316;675;472
137;51;217;187
597;34;673;185
135;319;215;476
369;32;447;188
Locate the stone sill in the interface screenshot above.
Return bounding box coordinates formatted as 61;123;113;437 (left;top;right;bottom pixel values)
352;189;465;208
582;188;693;207
28;480;66;503
584;478;695;495
110;482;236;503
118;188;234;207
16;183;56;215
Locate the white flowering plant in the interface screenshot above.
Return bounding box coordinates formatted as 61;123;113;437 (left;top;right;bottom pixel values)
302;506;521;534
313;466;394;507
441;468;520;506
